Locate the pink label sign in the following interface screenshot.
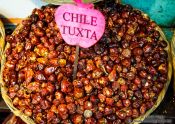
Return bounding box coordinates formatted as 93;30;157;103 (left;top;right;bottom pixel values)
55;1;105;48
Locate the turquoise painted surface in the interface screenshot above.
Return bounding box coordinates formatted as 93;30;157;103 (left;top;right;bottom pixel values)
162;28;174;42
122;0;175;27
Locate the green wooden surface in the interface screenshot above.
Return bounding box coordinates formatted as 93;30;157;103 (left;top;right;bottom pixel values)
123;0;175;27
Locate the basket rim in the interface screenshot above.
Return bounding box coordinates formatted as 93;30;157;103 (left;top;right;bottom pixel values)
0;3;172;124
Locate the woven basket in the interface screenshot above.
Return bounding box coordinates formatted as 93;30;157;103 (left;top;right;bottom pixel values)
0;19;5;63
171;31;175;93
0;23;36;124
0;2;172;124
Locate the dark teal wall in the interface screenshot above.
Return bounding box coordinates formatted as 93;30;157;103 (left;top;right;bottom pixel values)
122;0;175;27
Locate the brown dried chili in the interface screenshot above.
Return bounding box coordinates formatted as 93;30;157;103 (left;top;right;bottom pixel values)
3;1;168;123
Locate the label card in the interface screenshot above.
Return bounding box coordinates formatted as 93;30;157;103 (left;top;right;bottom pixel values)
55;1;105;48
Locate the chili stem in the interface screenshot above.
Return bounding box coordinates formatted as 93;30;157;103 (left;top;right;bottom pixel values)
73;45;80;80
